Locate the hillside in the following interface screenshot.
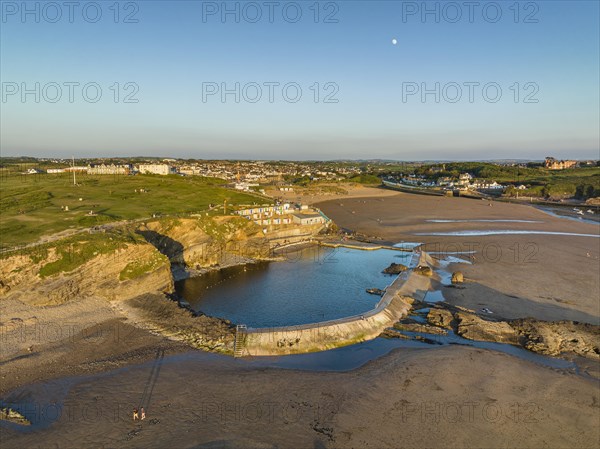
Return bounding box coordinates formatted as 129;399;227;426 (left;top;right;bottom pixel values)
0;172;269;250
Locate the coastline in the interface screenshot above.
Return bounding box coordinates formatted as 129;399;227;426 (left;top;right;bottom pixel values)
1;189;599;448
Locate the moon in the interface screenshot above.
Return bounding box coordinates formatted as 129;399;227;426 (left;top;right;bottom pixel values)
392;38;398;45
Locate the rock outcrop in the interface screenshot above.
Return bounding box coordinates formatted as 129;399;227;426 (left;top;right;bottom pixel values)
393;320;448;335
451;271;464;284
427;308;455;329
0;407;31;426
382;263;408;275
124;293;236;353
455;311;518;344
1;240;173;305
1;216;325;307
366;288;385;296
413;265;433;276
424;303;600;360
140;216;324;270
511;319;600;359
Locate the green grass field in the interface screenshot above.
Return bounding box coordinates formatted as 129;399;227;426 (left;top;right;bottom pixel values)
0;172;269;250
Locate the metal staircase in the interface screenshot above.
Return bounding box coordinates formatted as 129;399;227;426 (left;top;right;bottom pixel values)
234;324;247;357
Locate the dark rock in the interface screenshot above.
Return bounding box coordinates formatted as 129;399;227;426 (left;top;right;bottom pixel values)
382;263;408;275
366;288;385;296
0;407;31;426
413;265;433;276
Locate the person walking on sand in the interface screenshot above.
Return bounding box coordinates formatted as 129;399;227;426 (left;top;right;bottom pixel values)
133;408;139;421
141;407;146;420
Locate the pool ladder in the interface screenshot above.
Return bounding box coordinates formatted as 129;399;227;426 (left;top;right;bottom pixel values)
234;324;247;358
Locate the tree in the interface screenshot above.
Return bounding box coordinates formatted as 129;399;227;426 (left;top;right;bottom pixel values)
586;185;596;199
541;185;550;198
504;186;517;197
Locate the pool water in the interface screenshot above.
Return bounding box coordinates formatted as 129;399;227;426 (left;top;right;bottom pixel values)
175;246;413;327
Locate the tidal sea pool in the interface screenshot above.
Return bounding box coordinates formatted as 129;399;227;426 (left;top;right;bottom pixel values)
175;246;413;327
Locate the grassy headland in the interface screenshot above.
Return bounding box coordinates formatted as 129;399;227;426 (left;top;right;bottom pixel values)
0;172;268;250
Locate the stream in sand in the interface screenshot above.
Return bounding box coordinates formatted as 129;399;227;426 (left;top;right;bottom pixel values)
0;335;578;431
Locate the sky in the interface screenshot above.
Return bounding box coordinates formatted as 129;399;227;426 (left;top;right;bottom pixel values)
1;0;599;161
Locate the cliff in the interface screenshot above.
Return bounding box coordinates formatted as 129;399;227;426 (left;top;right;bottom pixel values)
138;215;324;269
1;216;324;306
0;231;173;305
0;216;325;355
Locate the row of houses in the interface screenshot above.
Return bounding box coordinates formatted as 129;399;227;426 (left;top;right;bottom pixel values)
236;204;293;219
397;173;508;192
544;157;577;170
236;203;326;226
44;163;177;176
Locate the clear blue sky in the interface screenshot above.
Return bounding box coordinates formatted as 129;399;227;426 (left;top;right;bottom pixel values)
1;0;599;160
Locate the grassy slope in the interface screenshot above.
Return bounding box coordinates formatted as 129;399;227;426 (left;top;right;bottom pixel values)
0;173;269;249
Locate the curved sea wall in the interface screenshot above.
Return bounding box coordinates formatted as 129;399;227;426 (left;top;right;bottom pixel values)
236;252;433;356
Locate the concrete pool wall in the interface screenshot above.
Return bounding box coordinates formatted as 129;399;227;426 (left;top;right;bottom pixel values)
235;252;432;356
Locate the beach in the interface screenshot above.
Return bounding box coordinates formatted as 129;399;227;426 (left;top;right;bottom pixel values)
1;190;599;448
316;191;600;324
1;344;598;449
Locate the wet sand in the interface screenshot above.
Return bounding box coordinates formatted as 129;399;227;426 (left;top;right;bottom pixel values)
2;346;598;449
317;192;600;324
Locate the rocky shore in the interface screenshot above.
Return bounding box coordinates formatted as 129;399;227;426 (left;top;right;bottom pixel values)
385;300;600;361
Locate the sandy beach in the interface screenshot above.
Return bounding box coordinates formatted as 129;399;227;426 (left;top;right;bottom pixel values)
1;190;599;449
316;191;600;324
2;345;598;449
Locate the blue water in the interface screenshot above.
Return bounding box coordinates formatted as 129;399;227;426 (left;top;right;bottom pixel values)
415;230;600;238
426;219;543;223
536;206;599;225
175;246;413;327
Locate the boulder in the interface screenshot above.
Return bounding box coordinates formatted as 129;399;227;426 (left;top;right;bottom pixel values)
366;288;385;296
451;271;464;284
427;308;455;329
382;263;408;275
456;312;518;344
0;407;31;426
413;265;433;276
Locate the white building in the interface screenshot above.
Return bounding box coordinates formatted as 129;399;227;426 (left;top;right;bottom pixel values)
65;166;88;172
456;173;473;187
291;212;326;225
137;164;176;175
437;177;454;187
236;204;291;220
87;164;131;175
234;182;259;191
471;180;504;190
